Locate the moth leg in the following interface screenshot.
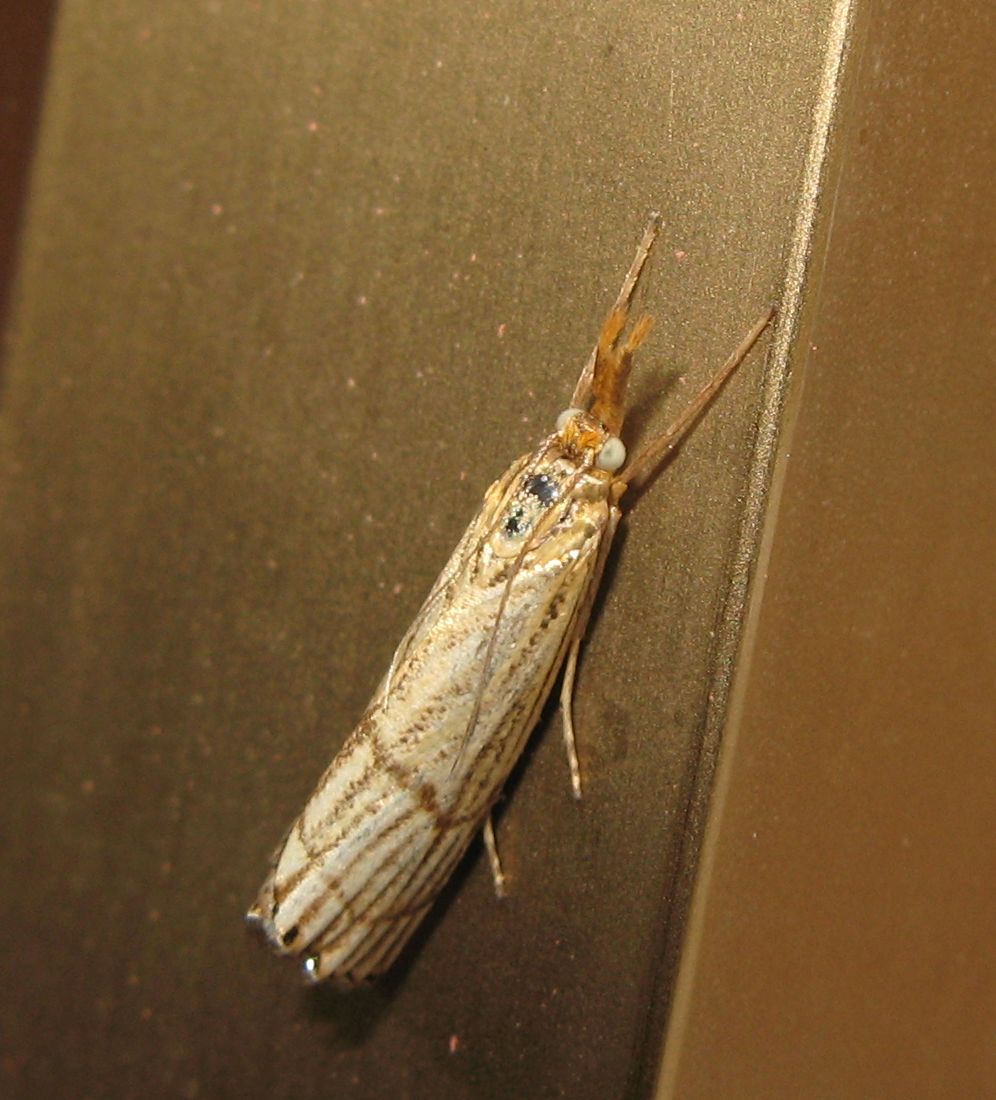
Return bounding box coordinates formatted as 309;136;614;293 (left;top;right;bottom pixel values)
482;814;507;899
558;506;622;800
560;635;584;799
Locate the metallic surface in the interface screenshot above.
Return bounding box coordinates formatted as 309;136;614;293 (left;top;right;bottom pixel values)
2;1;990;1098
659;0;996;1095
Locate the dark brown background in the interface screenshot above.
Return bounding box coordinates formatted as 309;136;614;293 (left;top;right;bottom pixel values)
1;2;992;1099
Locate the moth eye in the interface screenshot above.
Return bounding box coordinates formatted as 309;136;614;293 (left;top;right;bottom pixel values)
596;436;626;472
555;407;584;432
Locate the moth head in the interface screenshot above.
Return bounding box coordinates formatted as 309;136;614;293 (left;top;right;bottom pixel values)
554;407;627;473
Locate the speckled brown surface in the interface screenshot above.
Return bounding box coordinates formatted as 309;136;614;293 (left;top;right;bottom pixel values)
0;1;963;1097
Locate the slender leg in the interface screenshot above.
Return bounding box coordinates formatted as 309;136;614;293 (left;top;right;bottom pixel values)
558;507;621;800
559;634;584;799
483;814;506;899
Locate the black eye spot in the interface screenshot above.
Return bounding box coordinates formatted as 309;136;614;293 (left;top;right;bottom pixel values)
523;473;558;503
504;505;525;536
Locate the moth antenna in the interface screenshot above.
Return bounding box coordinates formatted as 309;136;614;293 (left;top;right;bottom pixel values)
617;307;776;488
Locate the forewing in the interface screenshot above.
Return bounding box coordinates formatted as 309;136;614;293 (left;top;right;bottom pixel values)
250;449;615;983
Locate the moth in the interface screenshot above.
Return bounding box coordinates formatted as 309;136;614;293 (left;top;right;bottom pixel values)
248;213;774;984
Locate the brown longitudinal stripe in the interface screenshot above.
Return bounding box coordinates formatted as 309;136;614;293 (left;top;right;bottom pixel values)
382;819;483;915
306;742;382;842
345;908;426;983
332;856;454;983
444;623;578;819
316;864;438;977
272;816;359;932
291;704;467;891
336;874;453;981
287;708;479;943
317;759;497;970
272;745;383;904
288;794;432;942
307;809;445;967
270;820;329;906
303;763;396;865
367;724;445;817
441;590;571;793
383;574;459;699
449;691;539;818
299;713;427;866
329;812;480;979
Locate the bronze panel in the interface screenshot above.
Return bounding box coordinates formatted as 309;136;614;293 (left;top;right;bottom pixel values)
660;0;996;1096
0;1;885;1097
